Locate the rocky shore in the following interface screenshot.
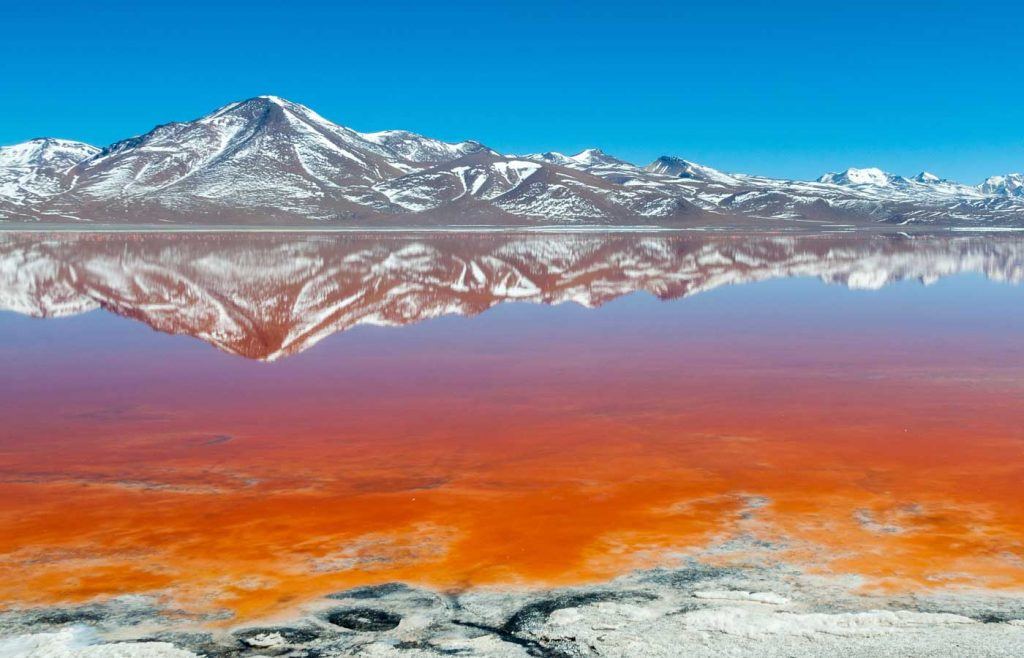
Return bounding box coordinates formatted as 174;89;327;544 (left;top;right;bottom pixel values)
3;562;1024;657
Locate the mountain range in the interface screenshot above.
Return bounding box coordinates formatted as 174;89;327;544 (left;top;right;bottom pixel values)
3;232;1021;360
1;96;1023;227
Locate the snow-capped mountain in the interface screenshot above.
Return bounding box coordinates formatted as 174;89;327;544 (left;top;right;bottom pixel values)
644;156;743;186
981;173;1024;197
360;129;490;164
816;167;984;198
0;138;99;210
36;96;504;223
526;148;635;170
639;161;1018;224
818;167;898;187
2;232;1021;360
370;150;700;222
0;138;98;175
1;96;1022;226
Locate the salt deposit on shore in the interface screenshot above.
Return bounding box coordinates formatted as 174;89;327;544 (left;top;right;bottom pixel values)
3;563;1023;657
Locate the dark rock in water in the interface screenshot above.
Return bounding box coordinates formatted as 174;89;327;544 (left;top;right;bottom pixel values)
326;583;415;600
325;607;401;631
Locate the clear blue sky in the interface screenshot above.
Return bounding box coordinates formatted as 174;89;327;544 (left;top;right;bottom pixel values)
2;0;1021;182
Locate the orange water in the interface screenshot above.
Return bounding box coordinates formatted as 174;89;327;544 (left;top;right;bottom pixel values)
1;240;1023;622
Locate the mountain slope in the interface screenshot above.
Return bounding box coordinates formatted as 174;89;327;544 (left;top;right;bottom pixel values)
2;96;1023;227
981;174;1024;197
646;160;1021;225
359;129;490;164
372;150;701;222
0;138;99;211
39;96;494;222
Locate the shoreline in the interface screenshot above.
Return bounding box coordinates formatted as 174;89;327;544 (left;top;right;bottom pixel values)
2;562;1023;657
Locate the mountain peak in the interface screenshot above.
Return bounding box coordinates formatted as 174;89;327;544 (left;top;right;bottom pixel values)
0;138;99;206
357;129;489;164
572;147;604;161
520;148;630;170
255;94;289;103
26;137;76;147
913;171;941;183
649;156;692;168
205;95;318;124
238;94;303;108
818;167;895;186
524;151;574;166
568;148;631;167
0;138;98;169
980;173;1024;197
645;156;739;185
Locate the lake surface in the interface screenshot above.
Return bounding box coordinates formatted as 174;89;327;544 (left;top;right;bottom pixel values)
1;231;1023;634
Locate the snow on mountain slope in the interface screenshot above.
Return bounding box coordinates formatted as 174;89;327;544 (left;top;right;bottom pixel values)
0;138;98;172
645;156;743;186
2;96;1023;226
35;97;501;222
515;151;708;217
524;151;577;168
818;167;897;187
817;167;984;199
374;153;546;212
0;138;99;206
526;148;635;170
523;149;668;194
359;129;490;164
569;148;631;168
46;96;421;219
637;156;1009;223
981;173;1024;197
371;151;690;222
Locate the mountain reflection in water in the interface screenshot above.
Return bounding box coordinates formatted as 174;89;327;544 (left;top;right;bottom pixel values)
1;231;1023;624
2;231;1022;360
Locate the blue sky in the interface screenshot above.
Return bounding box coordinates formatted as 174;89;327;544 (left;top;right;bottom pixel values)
2;0;1021;182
